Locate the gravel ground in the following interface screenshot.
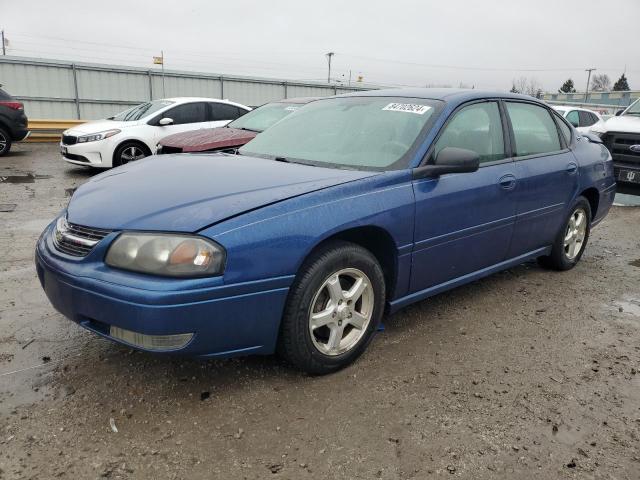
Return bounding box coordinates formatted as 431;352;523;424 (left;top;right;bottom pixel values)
1;143;639;479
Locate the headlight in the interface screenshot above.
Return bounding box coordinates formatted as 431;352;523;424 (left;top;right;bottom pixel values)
77;129;121;143
591;130;607;139
105;233;226;277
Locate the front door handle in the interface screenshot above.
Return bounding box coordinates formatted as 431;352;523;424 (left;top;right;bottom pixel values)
499;173;517;190
566;162;578;174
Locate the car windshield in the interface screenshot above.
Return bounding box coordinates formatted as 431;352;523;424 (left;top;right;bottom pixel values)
624;99;640;115
239;96;441;170
110;100;174;121
228;102;306;132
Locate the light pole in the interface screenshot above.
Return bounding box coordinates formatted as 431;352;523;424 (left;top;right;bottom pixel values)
326;52;334;84
585;68;596;103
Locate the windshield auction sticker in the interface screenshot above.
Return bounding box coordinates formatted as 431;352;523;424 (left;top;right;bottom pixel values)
382;103;431;114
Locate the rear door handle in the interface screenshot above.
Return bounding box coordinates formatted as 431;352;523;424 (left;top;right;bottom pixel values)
566;162;578;174
499;173;517;190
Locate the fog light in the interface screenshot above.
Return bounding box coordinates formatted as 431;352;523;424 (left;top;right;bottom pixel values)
109;326;193;351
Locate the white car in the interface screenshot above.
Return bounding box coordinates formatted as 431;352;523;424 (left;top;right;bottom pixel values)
552;105;604;134
590;98;640;188
60;98;251;168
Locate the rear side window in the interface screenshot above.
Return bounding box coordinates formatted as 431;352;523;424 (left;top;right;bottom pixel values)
210;103;246;121
566;110;580;128
165;102;207;125
505;102;561;157
579;111;599;127
433;101;506;164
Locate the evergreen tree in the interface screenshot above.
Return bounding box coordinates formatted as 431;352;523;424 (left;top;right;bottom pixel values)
558;78;576;93
612;73;630;91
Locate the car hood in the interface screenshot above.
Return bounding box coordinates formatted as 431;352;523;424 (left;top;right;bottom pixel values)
159;127;257;152
65;119;139;135
600;115;640;134
67;154;377;232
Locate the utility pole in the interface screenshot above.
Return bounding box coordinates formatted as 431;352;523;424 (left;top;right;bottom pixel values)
585;68;596;103
161;50;165;98
1;30;6;56
326;52;334;84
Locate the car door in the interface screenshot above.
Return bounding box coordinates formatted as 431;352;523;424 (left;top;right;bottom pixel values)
209;102;247;128
504;101;579;258
411;100;517;292
152;102;209;143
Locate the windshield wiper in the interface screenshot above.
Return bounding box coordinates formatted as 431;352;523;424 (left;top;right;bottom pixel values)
235;127;260;133
624;112;640;116
274;156;290;163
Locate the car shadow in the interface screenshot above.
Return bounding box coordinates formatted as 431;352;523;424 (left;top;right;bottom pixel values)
49;260;546;408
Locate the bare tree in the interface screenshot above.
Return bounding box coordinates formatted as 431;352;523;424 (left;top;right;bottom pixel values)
590;74;611;92
511;76;542;97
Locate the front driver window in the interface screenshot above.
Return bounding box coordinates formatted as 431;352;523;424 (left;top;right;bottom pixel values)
433;101;506;164
566;110;580;128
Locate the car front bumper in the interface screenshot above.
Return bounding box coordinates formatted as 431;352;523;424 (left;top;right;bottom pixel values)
60;139;114;167
35;222;291;358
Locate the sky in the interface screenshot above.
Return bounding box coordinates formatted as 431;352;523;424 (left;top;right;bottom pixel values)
1;0;639;92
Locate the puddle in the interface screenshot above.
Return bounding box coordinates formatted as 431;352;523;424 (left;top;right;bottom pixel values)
614;193;640;207
0;174;52;184
612;297;640;317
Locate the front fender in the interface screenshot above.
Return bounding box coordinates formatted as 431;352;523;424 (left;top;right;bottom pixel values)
200;170;416;299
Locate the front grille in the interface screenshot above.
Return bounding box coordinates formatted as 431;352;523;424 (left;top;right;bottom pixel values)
62;134;78;145
53;218;111;257
602;132;640;166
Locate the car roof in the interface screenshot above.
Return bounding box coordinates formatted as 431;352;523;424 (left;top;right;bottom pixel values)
552;105;600;114
338;87;542;105
162;97;250;109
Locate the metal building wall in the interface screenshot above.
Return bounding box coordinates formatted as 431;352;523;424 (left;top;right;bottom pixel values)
0;56;375;120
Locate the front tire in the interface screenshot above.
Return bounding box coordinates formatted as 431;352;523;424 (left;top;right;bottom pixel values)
278;241;386;375
113;142;149;167
0;127;12;157
538;196;591;271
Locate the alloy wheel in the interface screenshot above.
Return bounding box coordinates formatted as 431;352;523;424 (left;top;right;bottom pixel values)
120;146;146;164
0;132;7;154
564;207;587;260
308;268;374;356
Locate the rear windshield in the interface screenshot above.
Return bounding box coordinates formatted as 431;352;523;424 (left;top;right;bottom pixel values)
110;100;174;121
240;96;442;170
228;102;306;133
0;88;12;100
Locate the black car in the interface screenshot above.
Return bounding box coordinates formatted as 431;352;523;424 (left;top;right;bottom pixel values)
0;86;29;156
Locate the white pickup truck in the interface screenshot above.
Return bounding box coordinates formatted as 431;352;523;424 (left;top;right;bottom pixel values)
591;99;640;190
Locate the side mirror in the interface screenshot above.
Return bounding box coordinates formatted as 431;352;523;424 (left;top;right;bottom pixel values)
615;109;624;116
413;147;480;179
158;117;174;126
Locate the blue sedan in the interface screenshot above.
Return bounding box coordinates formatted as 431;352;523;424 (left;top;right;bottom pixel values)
36;89;616;374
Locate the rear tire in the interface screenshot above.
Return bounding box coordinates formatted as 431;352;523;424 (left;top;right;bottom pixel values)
278;241;386;375
0;127;12;157
538;196;591;271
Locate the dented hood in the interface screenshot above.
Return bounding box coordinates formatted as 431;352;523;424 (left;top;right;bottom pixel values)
67;153;376;232
159;127;257;152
